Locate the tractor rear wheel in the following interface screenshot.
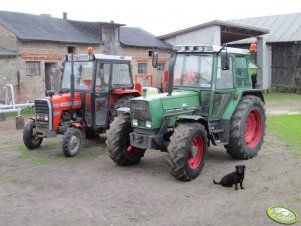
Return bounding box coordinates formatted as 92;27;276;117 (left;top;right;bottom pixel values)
23;120;43;149
62;127;82;157
106;114;145;165
167;123;207;181
225;95;266;159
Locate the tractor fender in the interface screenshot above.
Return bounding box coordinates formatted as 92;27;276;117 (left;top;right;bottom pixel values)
29;117;35;121
242;90;265;103
71;122;84;130
116;107;131;115
177;115;208;129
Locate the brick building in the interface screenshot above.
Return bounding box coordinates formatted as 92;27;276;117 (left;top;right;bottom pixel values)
0;11;171;102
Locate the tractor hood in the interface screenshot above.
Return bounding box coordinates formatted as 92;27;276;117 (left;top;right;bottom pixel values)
130;90;200;129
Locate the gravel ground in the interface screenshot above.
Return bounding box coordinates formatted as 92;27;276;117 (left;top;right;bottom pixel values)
0;102;300;226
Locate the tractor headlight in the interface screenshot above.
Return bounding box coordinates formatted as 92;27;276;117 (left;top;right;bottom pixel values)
37;113;49;121
145;121;152;128
132;119;138;126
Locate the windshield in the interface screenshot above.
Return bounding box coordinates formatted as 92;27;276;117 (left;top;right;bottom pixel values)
61;61;94;90
111;63;132;88
173;54;213;88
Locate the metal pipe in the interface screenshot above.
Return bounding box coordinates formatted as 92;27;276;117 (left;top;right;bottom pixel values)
0;103;34;109
70;54;75;108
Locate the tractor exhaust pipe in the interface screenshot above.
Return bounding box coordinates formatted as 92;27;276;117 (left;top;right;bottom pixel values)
167;54;176;96
70;54;75;108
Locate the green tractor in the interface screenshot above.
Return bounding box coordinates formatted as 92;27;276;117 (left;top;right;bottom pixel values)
106;44;266;181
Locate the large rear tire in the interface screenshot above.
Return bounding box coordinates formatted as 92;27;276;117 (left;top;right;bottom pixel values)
23;121;43;149
225;95;266;159
167;123;207;181
106;114;145;165
62;127;82;157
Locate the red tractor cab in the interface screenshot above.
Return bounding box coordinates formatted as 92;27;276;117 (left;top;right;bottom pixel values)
23;48;141;157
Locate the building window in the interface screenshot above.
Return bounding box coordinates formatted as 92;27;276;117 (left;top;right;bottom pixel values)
138;63;147;74
26;62;40;76
68;46;76;54
157;63;165;71
148;51;153;57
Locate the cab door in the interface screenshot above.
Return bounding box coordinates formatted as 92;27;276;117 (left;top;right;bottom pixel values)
210;55;234;120
92;62;111;128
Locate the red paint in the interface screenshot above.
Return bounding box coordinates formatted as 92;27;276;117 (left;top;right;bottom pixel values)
188;134;203;170
244;108;263;148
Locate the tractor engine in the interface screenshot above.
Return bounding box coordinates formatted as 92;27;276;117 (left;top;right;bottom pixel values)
34;92;82;138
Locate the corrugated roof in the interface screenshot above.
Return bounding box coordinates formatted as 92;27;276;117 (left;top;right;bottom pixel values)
0;47;17;56
0;11;103;44
120;27;172;49
229;13;301;44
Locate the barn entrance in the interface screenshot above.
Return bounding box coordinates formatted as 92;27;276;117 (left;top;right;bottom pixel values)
45;63;60;91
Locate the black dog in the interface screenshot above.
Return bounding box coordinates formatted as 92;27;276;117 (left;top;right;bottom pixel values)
213;165;246;190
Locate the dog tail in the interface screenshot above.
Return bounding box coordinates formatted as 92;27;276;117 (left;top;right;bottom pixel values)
213;179;220;184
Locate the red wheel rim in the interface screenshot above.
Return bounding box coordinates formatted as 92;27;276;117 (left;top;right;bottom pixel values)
188;135;203;169
127;145;140;156
245;108;263;148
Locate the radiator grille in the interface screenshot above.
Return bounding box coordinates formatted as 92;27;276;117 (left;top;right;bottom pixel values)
35;100;49;115
34;99;51;131
130;100;151;121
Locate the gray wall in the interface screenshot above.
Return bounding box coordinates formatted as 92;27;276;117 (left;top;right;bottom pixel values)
163;26;221;46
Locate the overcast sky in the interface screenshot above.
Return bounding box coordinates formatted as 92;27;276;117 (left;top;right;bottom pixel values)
1;0;300;36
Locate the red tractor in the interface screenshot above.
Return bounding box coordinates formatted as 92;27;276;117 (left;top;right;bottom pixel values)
23;48;141;157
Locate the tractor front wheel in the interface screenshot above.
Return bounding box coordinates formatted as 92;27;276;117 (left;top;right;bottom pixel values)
225;95;266;159
106;114;145;165
62;127;82;157
23;120;43;149
167;123;207;181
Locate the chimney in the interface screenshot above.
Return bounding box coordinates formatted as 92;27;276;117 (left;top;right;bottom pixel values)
63;12;67;20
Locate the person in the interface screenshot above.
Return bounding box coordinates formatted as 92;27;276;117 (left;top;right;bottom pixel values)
250;68;257;89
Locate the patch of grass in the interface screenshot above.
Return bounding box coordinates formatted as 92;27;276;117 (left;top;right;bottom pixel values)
56;147;107;164
43;139;60;149
17;144;106;165
264;92;301;103
18;150;49;165
5;107;35;117
267;115;301;158
0;160;5;168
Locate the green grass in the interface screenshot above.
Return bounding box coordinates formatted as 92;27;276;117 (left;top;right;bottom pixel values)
267;115;301;158
264;92;301;103
5;107;35;117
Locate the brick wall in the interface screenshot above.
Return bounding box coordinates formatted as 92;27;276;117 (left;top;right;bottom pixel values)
0;31;103;102
118;46;170;89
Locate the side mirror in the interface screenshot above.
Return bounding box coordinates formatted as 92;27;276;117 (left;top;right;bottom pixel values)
152;52;158;68
221;54;230;70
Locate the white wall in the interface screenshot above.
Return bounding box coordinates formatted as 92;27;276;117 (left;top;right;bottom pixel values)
164;26;221;46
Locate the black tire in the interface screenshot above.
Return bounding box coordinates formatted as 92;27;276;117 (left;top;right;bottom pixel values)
110;95;134;121
106;114;145;165
225;95;266;159
62;127;82;157
167;123;207;181
23;121;43;149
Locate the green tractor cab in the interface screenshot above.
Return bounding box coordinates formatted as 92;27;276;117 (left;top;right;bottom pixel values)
106;44;266;181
